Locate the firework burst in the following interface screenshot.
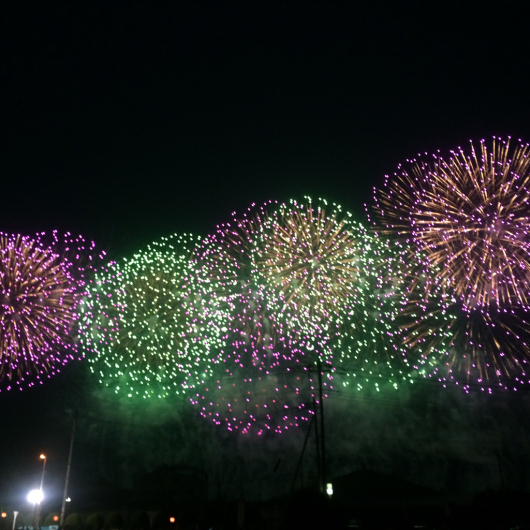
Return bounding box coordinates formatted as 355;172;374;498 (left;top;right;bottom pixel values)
372;138;530;388
252;198;415;388
257;197;362;325
186;354;331;434
0;232;97;391
186;200;415;433
373;137;530;309
79;233;213;399
331;238;418;391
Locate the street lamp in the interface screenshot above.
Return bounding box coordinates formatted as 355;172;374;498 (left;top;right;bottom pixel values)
30;454;46;530
27;489;44;505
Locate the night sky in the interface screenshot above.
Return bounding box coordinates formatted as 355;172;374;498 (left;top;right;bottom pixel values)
2;0;530;515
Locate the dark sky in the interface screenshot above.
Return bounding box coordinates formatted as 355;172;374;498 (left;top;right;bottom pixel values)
2;1;529;249
2;0;530;514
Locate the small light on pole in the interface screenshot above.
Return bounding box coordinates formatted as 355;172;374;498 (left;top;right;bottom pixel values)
326;482;333;497
39;455;46;488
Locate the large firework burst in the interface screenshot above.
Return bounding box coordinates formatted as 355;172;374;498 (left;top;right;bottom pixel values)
257;197;361;324
252;198;415;388
0;232;96;391
373;137;530;309
186;352;331;434
193;200;333;356
185;200;416;433
79;233;215;399
372;138;530;388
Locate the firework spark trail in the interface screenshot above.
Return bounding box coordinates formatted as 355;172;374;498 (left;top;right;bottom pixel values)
0;232;98;391
372;137;530;389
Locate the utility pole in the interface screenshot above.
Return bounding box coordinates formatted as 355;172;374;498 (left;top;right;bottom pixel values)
60;412;76;529
496;450;505;491
317;358;326;493
290;413;314;494
291;361;328;495
312;393;322;492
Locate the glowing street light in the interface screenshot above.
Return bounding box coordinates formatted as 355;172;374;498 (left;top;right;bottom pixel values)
27;489;44;505
326;482;333;496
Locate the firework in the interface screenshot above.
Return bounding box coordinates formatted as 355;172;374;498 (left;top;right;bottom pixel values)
183;283;336;434
372;137;530;310
183;203;341;432
252;198;416;388
372;138;530;388
0;232;97;391
187;354;331;434
331;238;418;391
257;197;361;324
79;233;215;399
183;285;335;433
186;200;416;433
190;201;327;364
397;268;530;391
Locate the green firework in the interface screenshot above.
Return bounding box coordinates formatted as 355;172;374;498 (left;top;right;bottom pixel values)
79;233;221;399
253;197;416;390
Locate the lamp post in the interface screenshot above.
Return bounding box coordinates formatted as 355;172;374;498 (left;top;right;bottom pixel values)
31;454;46;530
39;455;46;492
12;511;18;530
28;489;43;530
